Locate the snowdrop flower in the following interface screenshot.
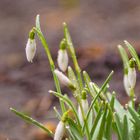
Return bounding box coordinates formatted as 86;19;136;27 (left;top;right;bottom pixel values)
54;121;65;140
123;59;136;96
128;59;136;89
57;49;68;72
54;109;71;140
78;91;88;125
54;69;76;90
25;29;36;62
57;39;68;72
123;72;131;96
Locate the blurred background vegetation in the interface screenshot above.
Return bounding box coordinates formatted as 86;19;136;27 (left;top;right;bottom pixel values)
0;0;140;139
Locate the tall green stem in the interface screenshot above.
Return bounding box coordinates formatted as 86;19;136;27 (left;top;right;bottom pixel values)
34;27;65;113
63;23;83;92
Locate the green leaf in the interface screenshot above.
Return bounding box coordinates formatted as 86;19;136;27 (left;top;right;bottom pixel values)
118;45;129;71
50;90;81;127
91;114;103;140
90;102;103;137
91;82;106;101
83;71;100;112
68;66;80;97
107;92;126;119
122;115;129;140
105;107;113;140
128;106;140;125
124;40;140;71
63;23;83;91
109;92;115;111
10;108;53;137
114;113;123;140
97;104;108;140
83;71;95;97
86;71;114;121
66;118;83;140
63;22;75;56
36;14;41;31
53;106;61;120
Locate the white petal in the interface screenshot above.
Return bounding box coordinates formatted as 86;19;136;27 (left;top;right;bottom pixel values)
25;39;36;62
123;74;130;96
54;69;71;86
128;68;136;89
78;105;83;125
54;121;65;140
57;50;68;72
78;99;88;125
81;99;88;115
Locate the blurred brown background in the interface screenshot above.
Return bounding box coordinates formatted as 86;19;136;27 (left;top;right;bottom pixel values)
0;0;140;139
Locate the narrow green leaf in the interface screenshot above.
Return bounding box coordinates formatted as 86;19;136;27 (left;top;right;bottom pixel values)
33;27;66;113
128;106;140;125
105;107;113;140
10;108;53;137
68;66;80;97
109;92;115;111
122;115;129;140
66;118;83;140
53;106;61;120
86;71;114;121
124;40;140;70
97;104;108;140
90;102;103;137
114;113;123;140
118;45;129;70
36;14;41;31
50;90;81;127
83;71;95;97
107;92;126;118
63;23;83;91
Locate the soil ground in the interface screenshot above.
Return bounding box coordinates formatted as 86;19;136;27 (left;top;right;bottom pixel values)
0;0;140;139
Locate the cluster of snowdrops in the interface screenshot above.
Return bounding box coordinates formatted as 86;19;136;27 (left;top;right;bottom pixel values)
11;15;140;140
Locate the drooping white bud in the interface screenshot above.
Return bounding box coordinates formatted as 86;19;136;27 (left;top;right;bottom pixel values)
54;121;65;140
25;39;36;62
25;29;36;63
123;74;130;96
57;49;68;72
54;69;76;90
78;99;88;125
128;67;136;89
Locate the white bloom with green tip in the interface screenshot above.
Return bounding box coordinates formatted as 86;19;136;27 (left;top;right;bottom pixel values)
25;30;36;63
54;121;65;140
25;39;36;62
54;69;75;89
57;49;68;72
123;74;130;96
128;67;136;89
78;99;88;125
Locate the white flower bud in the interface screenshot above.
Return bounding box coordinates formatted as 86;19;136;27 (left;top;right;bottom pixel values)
25;38;36;62
123;74;130;96
54;121;65;140
128;67;136;89
57;49;68;72
78;99;88;125
54;69;75;90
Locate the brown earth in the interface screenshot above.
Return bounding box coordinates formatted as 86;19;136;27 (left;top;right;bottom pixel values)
0;0;140;139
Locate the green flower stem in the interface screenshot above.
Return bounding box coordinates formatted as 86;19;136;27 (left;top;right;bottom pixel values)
10;108;53;137
130;88;135;108
33;27;65;113
63;25;88;139
63;23;83;92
